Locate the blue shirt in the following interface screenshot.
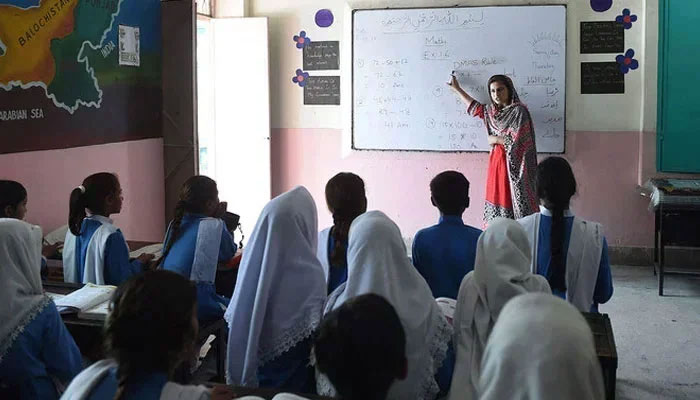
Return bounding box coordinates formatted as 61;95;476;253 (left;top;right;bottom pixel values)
258;336;314;393
0;302;82;399
163;214;237;322
536;213;613;312
72;217;144;285
326;231;349;294
88;368;167;399
412;215;482;299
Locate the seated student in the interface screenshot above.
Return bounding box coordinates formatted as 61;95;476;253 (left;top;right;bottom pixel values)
412;171;482;299
159;176;237;323
225;187;326;392
0;219;82;399
1;180;64;277
315;294;407;400
478;293;605;400
317;172;367;294
447;218;550;400
318;211;452;400
62;270;234;400
63;173;155;285
518;157;613;312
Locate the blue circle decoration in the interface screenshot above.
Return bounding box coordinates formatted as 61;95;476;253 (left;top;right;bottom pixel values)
315;9;334;28
590;0;613;12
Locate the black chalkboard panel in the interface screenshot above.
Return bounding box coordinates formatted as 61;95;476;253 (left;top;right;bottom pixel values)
304;76;341;105
303;41;340;70
580;22;624;54
581;62;624;94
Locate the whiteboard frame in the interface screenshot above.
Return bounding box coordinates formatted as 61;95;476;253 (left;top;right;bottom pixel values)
347;4;568;154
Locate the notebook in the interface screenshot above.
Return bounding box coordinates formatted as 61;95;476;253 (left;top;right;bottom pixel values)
129;243;163;259
53;283;115;320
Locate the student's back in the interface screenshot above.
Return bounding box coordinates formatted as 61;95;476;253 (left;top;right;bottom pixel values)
159;176;237;323
518;157;613;313
412;171;481;299
0;219;82;399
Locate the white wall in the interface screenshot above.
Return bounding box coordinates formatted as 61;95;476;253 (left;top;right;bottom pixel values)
252;0;651;133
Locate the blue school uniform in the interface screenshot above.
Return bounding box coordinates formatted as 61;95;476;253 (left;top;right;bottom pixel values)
257;336;315;392
0;302;82;399
412;215;482;299
535;212;613;312
88;368;167;400
162;214;237;322
64;215;144;285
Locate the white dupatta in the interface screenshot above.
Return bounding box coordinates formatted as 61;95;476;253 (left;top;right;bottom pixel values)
225;187;327;387
518;206;604;311
447;218;550;400
0;218;51;361
318;211;452;400
478;293;605;400
63;215;119;284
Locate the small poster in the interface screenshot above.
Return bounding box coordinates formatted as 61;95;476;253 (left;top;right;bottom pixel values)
303;41;340;71
580;22;624;54
304;76;340;105
581;62;624;94
119;25;140;67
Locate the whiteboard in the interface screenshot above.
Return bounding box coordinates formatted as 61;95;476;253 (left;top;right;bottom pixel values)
352;6;566;152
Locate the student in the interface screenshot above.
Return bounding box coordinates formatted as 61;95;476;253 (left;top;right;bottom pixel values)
518;157;613;312
225;187;326;392
317;172;367;294
1;179;63;276
315;294;408;400
0;219;82;399
447;218;550;400
318;211;452;400
159;176;237;323
478;293;605;400
61;270;234;400
412;171;482;299
63;173;154;285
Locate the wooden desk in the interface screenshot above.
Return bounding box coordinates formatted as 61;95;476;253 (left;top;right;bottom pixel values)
583;312;618;400
42;281;227;382
645;179;700;296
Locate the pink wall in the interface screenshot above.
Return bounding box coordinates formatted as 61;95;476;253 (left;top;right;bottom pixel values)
271;128;654;248
0;139;166;242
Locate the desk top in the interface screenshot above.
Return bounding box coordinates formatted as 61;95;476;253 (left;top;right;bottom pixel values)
645;179;700;210
582;312;617;367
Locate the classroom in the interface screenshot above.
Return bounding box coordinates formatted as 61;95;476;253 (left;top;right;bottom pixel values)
1;0;699;399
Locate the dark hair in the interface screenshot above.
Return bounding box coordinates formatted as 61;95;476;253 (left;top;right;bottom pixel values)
105;270;197;400
536;157;577;292
315;294;406;400
158;176;219;267
0;180;27;218
430;171;470;216
325;173;367;268
68;173;120;235
487;74;514;105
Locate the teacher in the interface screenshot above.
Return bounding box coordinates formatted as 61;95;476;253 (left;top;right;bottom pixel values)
448;73;539;223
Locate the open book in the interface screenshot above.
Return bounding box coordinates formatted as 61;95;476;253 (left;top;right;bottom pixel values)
52;283;116;321
44;224;69;245
129;243;163;259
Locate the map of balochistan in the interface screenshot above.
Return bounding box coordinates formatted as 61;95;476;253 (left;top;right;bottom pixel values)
0;0;161;154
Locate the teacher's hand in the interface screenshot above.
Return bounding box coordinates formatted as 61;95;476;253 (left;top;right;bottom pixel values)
447;72;461;91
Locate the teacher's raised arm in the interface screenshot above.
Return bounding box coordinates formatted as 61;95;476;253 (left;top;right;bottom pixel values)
447;71;477;108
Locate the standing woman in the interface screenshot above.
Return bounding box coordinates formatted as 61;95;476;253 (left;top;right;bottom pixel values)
449;73;538;223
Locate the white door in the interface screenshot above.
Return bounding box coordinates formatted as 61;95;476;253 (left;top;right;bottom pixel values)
197;17;271;246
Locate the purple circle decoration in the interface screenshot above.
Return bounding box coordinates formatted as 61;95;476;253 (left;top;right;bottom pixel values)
590;0;613;12
315;9;334;28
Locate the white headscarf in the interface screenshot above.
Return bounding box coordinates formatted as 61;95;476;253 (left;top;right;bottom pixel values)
0;218;51;361
479;293;605;400
225;186;327;387
319;211;452;400
448;218;550;400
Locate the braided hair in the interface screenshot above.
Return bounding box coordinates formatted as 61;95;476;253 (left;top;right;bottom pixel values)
104;270;197;400
325;173;367;268
158;176;219;267
535;157;577;292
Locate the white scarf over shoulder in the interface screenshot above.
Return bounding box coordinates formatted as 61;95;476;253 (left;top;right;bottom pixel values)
225;187;327;387
478;293;605;400
0;218;51;361
448;218;550;400
63;215;119;284
318;211;452;400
